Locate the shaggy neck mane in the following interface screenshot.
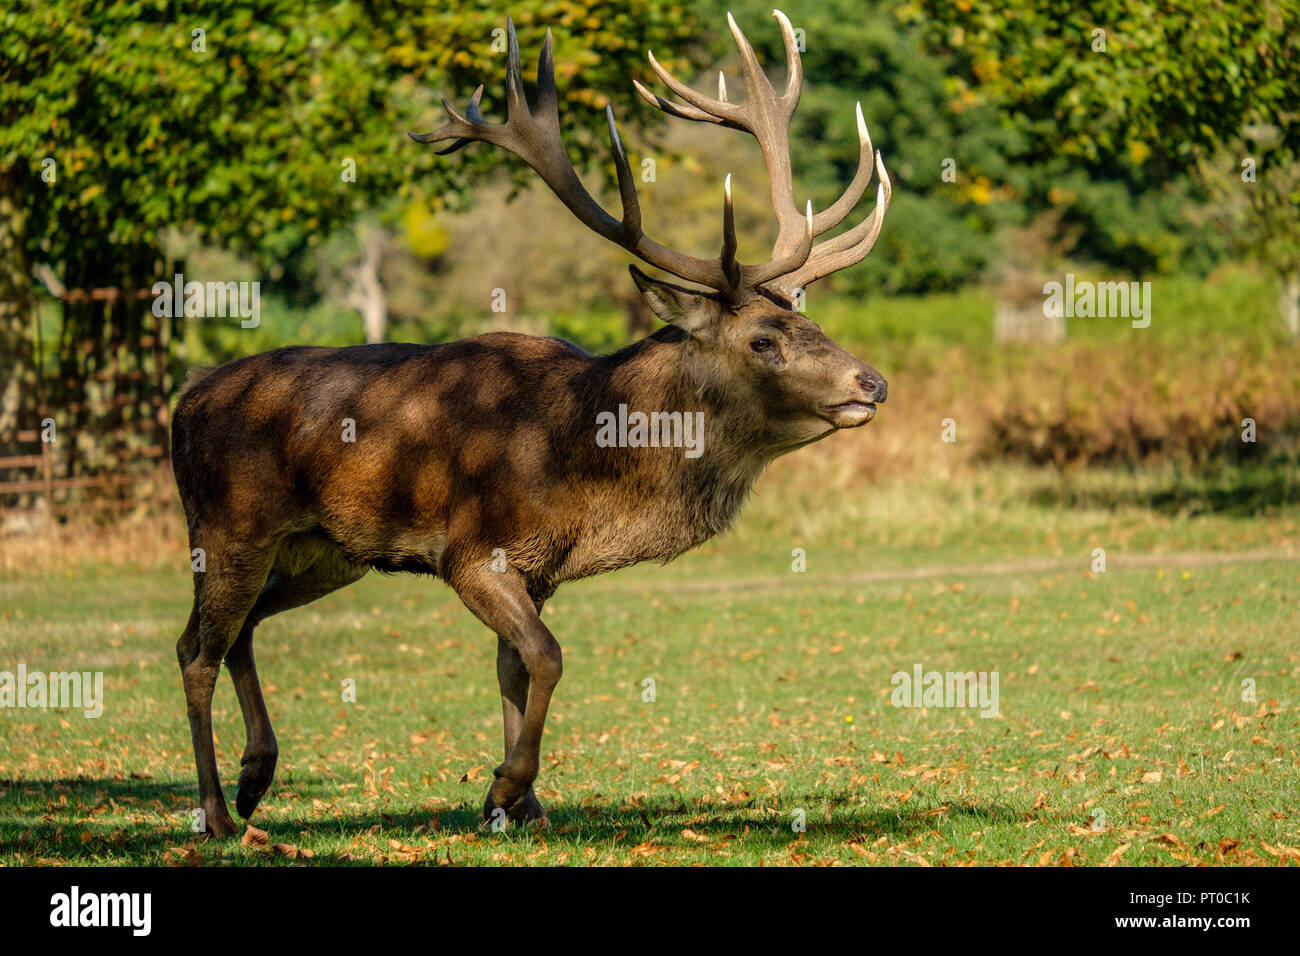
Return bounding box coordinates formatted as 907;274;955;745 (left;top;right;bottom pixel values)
564;326;771;549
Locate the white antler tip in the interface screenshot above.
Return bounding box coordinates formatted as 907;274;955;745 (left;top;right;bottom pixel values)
726;10;748;45
725;173;733;196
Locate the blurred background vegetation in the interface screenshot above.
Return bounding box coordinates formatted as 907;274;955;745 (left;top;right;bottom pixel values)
1;0;1297;523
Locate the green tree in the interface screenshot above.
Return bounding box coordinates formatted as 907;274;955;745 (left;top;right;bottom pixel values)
911;0;1298;169
911;0;1299;312
0;0;698;442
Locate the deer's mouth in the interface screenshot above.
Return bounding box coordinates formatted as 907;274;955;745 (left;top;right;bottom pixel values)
821;400;876;428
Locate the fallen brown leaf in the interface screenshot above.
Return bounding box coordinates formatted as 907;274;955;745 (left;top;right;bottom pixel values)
1104;843;1131;866
162;843;202;866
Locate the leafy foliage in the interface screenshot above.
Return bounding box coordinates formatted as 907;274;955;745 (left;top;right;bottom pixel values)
0;0;700;286
685;0;1241;295
911;0;1299;170
910;0;1299;278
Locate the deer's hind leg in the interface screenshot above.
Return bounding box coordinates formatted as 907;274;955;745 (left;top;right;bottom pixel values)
228;537;368;819
178;541;274;838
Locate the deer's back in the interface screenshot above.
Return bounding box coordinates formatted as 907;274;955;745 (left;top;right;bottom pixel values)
170;334;597;576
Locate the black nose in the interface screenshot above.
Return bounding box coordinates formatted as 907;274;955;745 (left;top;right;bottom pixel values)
857;372;887;403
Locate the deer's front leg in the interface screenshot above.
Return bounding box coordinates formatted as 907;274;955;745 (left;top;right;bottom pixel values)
495;635;548;822
450;565;561;824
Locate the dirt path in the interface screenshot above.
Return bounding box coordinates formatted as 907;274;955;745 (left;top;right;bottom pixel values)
587;547;1298;594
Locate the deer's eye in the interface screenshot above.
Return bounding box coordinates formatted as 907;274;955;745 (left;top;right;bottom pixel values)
750;338;773;353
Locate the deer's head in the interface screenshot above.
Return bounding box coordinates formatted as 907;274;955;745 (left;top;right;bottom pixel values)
411;10;892;451
627;265;886;452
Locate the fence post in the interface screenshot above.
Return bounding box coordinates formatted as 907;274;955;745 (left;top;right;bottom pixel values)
40;420;53;531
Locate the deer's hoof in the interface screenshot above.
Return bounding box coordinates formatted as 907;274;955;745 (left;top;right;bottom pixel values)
483;781;548;826
235;784;267;820
236;753;277;818
509;790;549;825
200;807;240;839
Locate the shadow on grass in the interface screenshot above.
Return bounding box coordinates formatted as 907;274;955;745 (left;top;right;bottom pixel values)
280;792;1018;858
0;777;1018;864
0;775;207;863
1025;458;1299;517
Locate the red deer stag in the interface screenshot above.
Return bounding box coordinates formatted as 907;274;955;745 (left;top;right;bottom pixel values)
171;10;891;835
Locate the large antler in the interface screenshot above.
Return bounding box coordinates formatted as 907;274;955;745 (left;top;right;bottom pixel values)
410;12;890;304
409;18;739;295
636;10;892;301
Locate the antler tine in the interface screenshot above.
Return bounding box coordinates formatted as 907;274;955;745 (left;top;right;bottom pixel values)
504;17;528;118
645;50;744;124
770;152;892;297
821;154;891;258
636;10;798;131
726;11;783;110
408;85;484;155
772;9;803;106
464;86;488;125
605;106;642;241
535;28;559;125
728;10;807;277
810;102;874;235
632;78;736;127
720;174;740;288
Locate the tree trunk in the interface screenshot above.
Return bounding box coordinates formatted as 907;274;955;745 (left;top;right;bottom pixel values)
0;168;35;456
1280;272;1300;340
348;226;388;344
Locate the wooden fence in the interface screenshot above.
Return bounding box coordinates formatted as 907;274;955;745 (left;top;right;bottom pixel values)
0;286;179;529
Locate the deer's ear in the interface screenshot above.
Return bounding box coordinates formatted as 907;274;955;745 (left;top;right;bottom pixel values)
629;265;718;335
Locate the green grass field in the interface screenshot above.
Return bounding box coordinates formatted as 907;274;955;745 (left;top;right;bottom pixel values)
2;467;1296;866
